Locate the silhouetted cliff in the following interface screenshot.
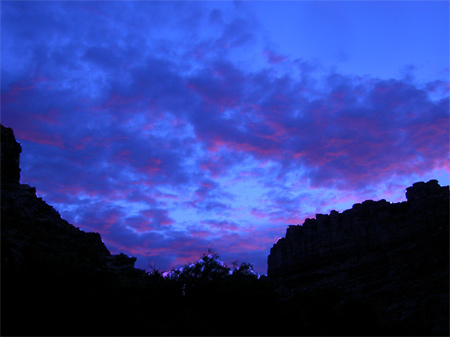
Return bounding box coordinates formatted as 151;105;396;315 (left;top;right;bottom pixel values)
268;180;449;335
3;123;449;335
1;124;21;185
1;125;149;335
1;125;142;276
0;124;279;336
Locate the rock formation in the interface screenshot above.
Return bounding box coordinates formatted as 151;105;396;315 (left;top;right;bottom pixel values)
268;179;449;335
2;123;448;335
1;125;147;335
1;124;141;275
1;124;22;185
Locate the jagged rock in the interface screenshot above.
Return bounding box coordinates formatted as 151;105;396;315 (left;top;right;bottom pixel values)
1;125;22;185
1;124;151;335
2;122;448;335
268;180;449;335
1;124;141;276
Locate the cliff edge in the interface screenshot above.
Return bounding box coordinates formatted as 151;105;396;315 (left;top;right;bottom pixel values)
1;125;147;335
1;124;141;275
268;179;449;334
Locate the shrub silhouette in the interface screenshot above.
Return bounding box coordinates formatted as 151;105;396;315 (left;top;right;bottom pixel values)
4;246;391;336
168;249;230;294
162;249;280;335
3;246;391;336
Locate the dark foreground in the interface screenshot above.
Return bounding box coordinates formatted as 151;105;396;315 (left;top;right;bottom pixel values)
2;124;449;336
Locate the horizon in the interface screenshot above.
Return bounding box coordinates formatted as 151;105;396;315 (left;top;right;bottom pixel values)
2;1;449;275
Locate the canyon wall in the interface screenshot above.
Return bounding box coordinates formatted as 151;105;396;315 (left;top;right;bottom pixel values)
2;123;448;335
268;179;449;334
1;124;152;334
1;124;144;282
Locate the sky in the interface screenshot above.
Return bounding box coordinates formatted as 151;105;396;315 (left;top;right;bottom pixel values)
1;1;449;275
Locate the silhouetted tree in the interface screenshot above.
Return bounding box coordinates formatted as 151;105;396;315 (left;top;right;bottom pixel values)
167;249;231;297
232;261;258;278
162;250;282;335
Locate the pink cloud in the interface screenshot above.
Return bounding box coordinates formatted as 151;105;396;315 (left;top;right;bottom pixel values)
1;82;36;104
2;0;448;277
140;208;174;226
17;128;66;149
251;208;269;219
200;219;239;231
145;158;163;173
150;191;179;201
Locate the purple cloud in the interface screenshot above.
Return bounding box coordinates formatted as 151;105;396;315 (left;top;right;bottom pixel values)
263;49;287;64
1;1;448;274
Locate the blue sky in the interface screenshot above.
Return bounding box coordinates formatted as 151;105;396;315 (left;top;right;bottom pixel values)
253;1;449;84
1;1;449;274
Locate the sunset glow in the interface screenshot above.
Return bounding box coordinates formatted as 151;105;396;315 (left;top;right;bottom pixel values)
2;1;448;274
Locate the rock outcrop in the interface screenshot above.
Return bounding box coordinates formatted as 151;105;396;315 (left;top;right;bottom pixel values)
1;124;22;185
268;180;449;335
2;123;449;335
1;125;148;335
1;124;141;276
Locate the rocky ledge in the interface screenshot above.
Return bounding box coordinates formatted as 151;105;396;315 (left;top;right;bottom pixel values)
268;179;449;335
